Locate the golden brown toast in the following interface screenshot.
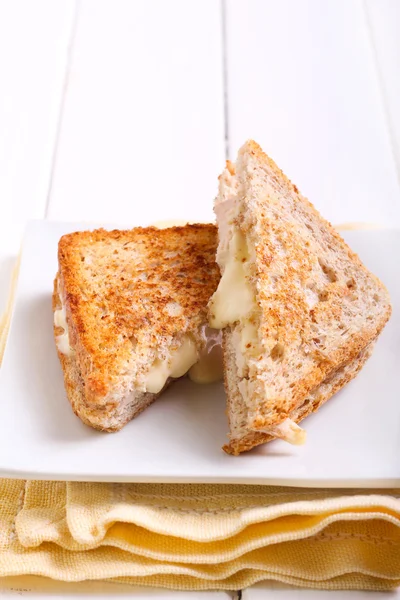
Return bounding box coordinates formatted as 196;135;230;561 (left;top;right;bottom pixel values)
54;225;219;431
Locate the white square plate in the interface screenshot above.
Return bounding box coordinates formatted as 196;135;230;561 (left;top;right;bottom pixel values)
0;221;399;486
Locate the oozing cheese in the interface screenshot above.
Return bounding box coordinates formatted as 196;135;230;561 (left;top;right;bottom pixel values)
144;337;199;394
209;231;255;329
261;418;307;445
145;329;223;393
54;304;74;357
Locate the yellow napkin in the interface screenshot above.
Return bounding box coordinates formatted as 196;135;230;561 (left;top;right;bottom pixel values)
0;229;399;592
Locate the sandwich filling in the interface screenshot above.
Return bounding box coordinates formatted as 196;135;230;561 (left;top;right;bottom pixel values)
55;288;222;394
144;337;198;393
209;205;306;445
209;230;255;328
54;283;74;357
144;328;223;393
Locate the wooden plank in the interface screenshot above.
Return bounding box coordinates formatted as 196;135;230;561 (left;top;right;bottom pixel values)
225;0;400;226
365;0;400;182
48;0;225;225
0;0;76;253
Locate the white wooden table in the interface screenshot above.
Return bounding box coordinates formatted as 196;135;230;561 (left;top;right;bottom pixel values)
0;1;399;597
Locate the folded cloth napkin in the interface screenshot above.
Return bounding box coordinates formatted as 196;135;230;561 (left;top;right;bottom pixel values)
0;239;399;592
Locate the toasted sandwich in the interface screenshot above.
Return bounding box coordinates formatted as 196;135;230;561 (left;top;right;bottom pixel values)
208;141;392;455
53;225;221;431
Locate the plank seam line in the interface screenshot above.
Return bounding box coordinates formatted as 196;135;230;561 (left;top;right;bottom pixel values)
44;0;81;219
362;0;400;190
221;0;230;161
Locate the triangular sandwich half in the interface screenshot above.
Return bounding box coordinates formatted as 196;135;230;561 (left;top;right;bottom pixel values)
208;141;391;454
53;225;221;431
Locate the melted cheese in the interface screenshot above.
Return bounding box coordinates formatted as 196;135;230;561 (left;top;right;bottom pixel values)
145;337;199;393
209;231;255;329
261;418;306;445
54;304;74;357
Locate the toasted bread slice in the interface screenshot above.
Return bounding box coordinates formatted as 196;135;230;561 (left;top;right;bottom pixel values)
54;225;220;431
209;140;391;452
223;334;375;454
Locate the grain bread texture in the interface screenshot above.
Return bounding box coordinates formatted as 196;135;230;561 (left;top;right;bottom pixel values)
54;225;219;431
212;140;391;452
223;330;375;455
